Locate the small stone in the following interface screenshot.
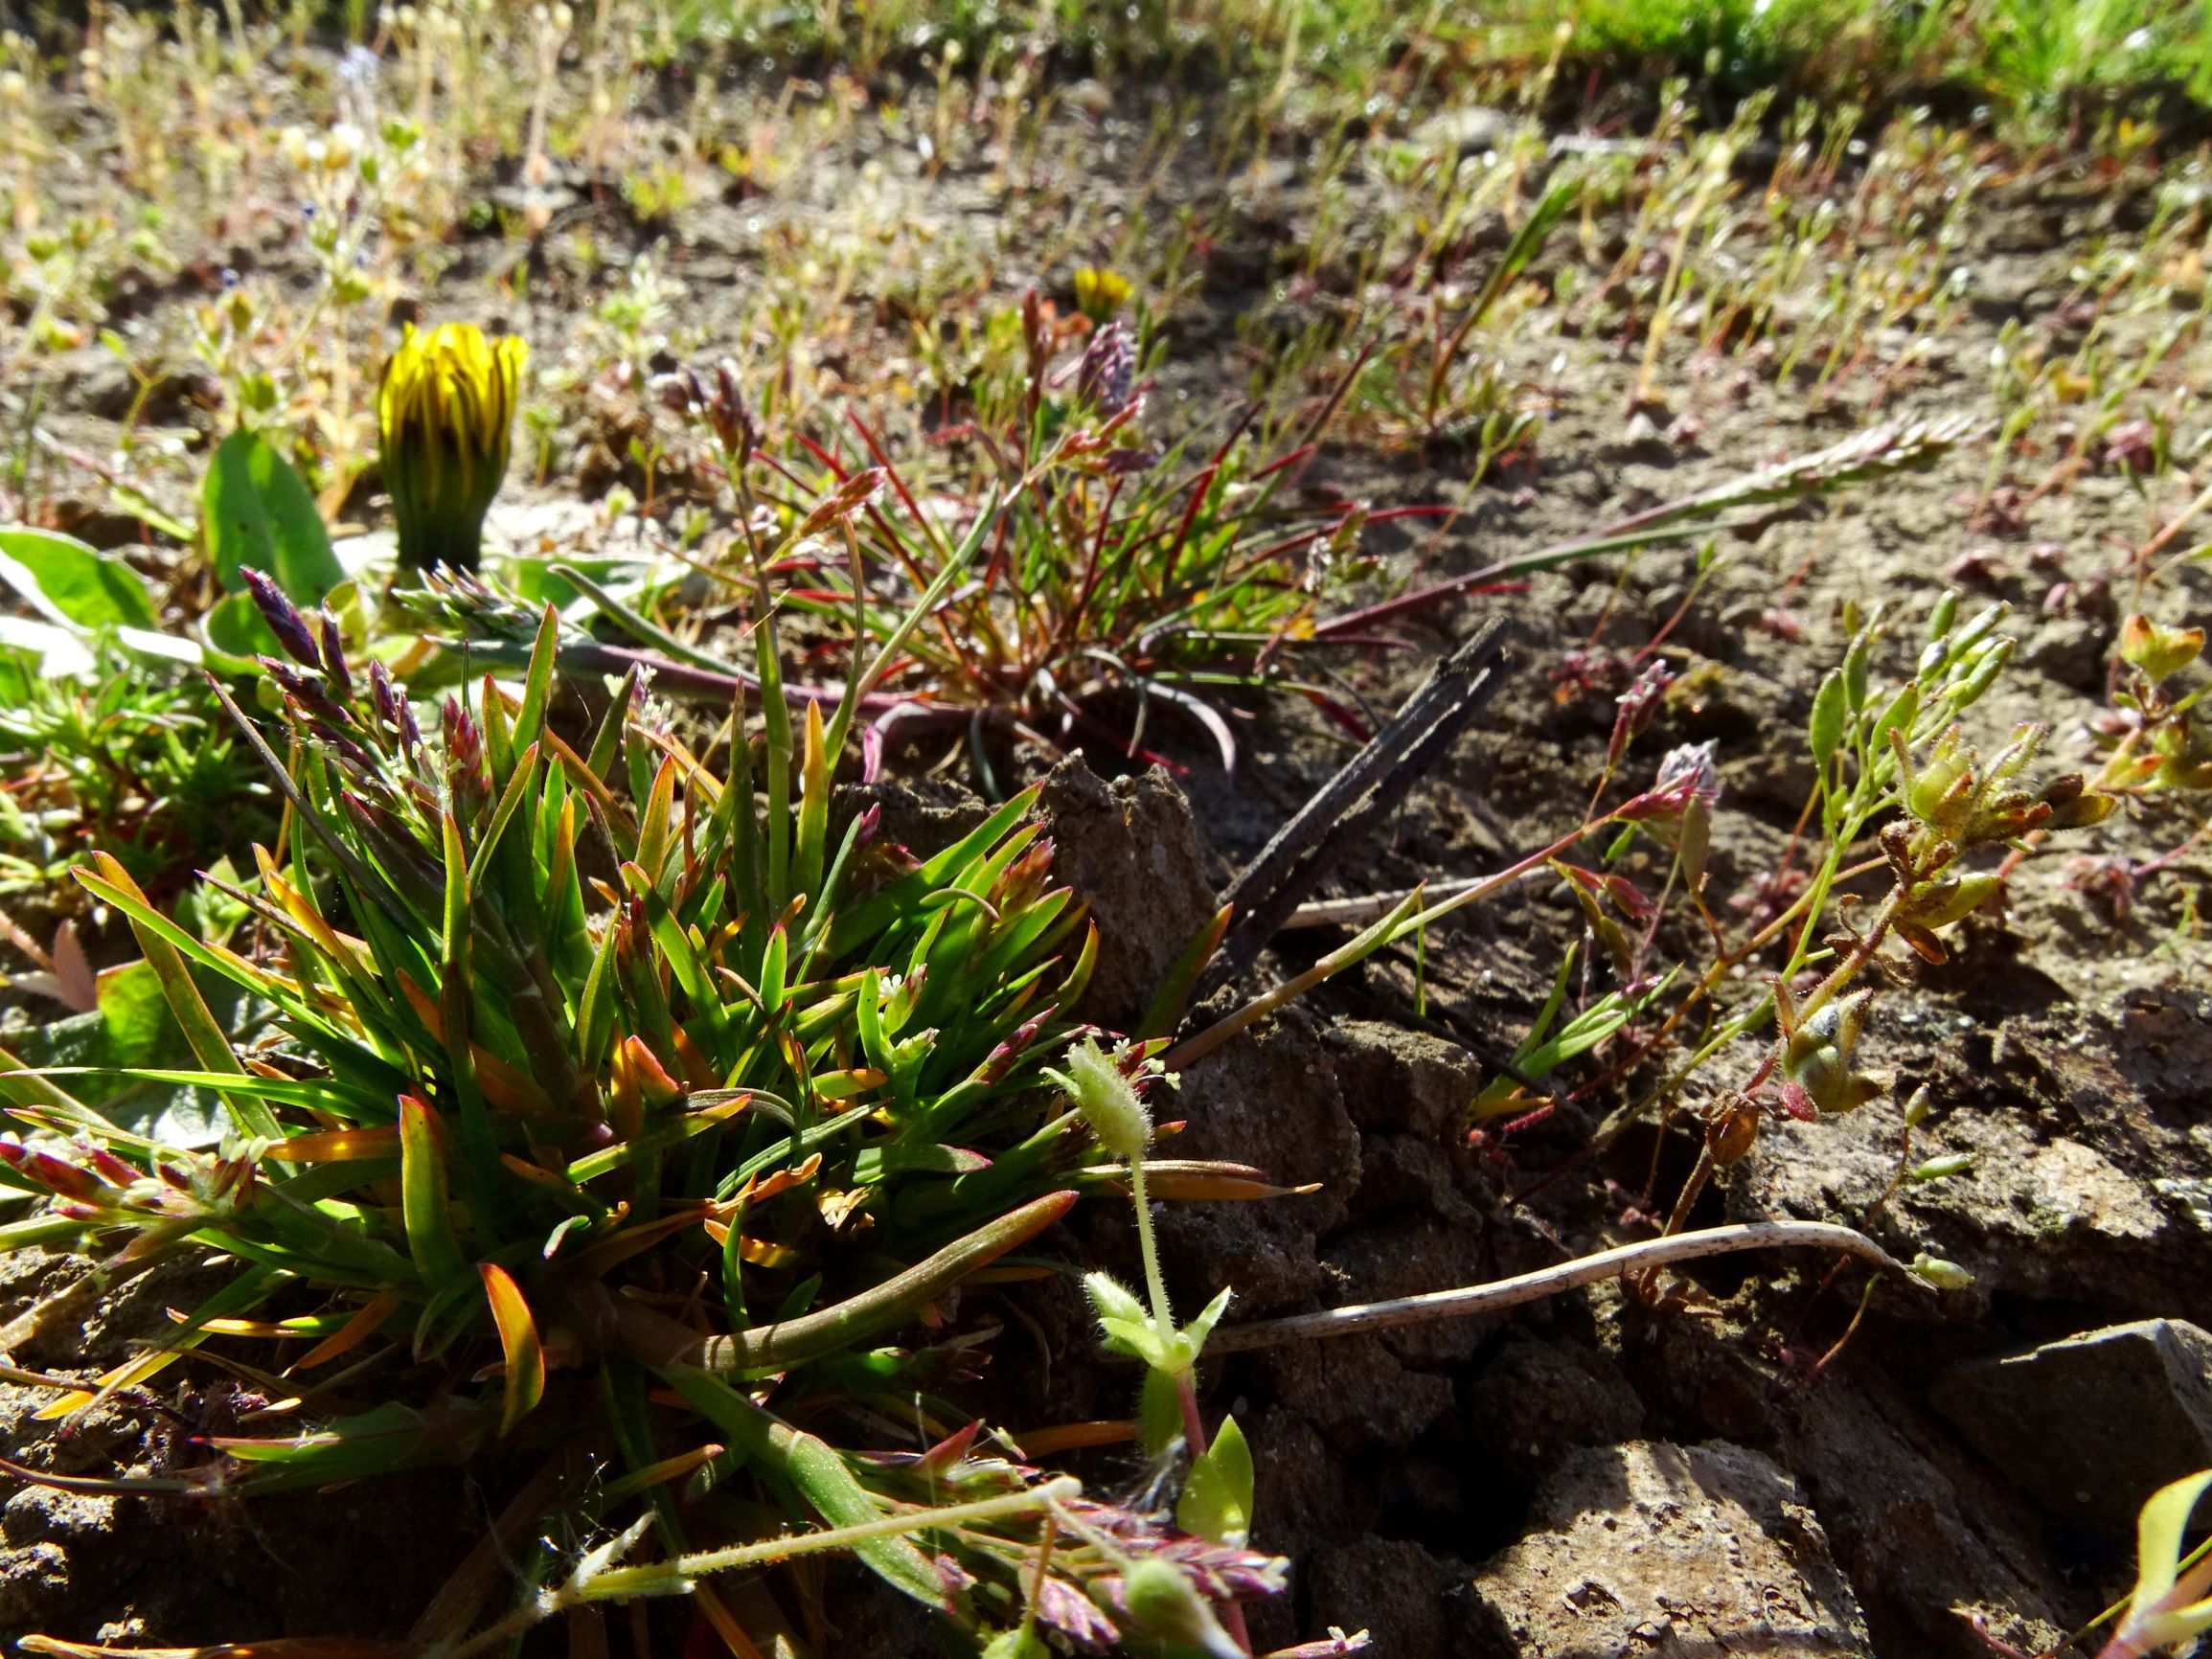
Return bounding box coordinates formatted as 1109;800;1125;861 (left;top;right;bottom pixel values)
0;1541;70;1623
1;1487;112;1547
1037;757;1218;1031
2020;615;2105;691
1323;1020;1481;1139
1931;1319;2212;1531
1412;106;1513;159
1469;1338;1646;1479
1248;1333;1452;1454
1466;1442;1872;1657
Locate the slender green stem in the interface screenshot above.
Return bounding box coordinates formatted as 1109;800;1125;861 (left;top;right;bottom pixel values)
586;1476;1083;1594
438;1478;1084;1659
1129;1158;1173;1340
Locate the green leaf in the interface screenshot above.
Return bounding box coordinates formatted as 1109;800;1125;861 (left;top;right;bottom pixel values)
15;963;226;1145
1137;1364;1183;1457
199;589;285;672
1177;1413;1253;1545
1808;669;1848;768
1516;944;1577;1060
665;1367;949;1610
78;852;284;1143
683;1190;1079;1375
0;527;158;630
1180;1284;1233;1357
850;1141;989;1182
399;1096;466;1288
1083;1270;1151;1330
212;1400;492;1491
202;429;343;601
1466;171;1579;331
106;482;195;545
1138;903;1231;1039
480;1263;546;1436
510;603;561;755
2115;1469;2212;1655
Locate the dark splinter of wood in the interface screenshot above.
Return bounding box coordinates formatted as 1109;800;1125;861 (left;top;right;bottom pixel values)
1209;616;1513;983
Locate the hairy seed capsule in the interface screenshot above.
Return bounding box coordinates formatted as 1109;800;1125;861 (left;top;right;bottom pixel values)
1051;1036;1152;1159
1120;1559;1242;1659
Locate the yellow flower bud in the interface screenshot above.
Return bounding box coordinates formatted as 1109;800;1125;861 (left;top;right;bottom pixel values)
377;322;527;572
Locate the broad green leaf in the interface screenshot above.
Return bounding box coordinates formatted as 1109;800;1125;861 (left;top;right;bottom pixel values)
1177;1413;1253;1545
15;963;227;1145
199;589;285;672
202;429;343;601
0;527;158;630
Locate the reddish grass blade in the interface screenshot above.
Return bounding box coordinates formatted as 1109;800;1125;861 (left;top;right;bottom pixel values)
479;1263;546;1437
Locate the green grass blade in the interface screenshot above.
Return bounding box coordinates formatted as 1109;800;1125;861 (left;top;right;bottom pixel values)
399;1095;467;1290
661;1367;949;1611
628;1189;1077;1375
511;602;561;756
78;853;283;1144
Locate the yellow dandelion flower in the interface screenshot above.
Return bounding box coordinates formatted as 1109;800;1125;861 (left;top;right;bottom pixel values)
1073;265;1133;323
377;322;527;573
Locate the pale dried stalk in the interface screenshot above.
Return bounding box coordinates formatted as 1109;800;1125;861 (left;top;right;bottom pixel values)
1281;875;1486;929
1205;1221;1919;1353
